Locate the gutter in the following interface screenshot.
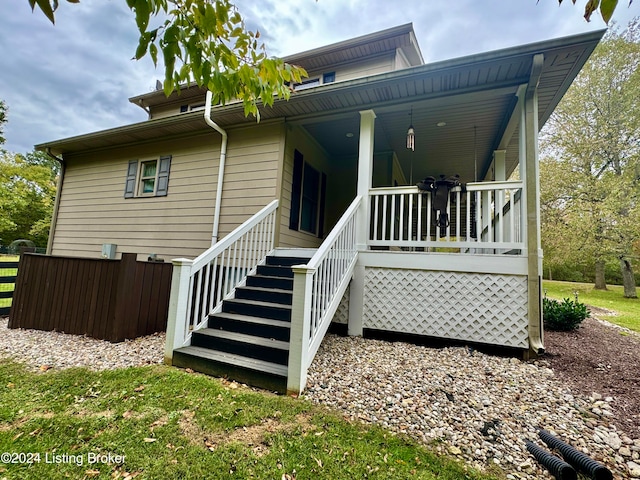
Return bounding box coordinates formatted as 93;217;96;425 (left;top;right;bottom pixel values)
45;148;65;255
204;90;228;245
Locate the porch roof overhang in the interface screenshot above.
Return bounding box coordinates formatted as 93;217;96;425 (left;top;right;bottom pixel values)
37;29;604;180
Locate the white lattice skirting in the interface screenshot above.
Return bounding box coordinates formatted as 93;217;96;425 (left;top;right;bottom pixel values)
332;286;350;325
362;268;529;349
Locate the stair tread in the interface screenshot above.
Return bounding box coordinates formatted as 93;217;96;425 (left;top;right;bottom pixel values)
266;256;312;266
175;346;288;377
249;274;294;283
226;298;293;310
236;285;293;295
210;311;291;328
194;328;289;350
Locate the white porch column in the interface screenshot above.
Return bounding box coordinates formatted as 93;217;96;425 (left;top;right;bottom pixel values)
524;54;545;356
349;109;376;336
355;110;376;249
494;150;506;181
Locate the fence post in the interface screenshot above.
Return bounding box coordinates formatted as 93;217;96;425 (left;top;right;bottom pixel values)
164;258;193;364
287;266;314;395
113;253;138;342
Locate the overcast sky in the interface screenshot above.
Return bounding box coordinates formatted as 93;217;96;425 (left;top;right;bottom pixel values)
0;0;636;154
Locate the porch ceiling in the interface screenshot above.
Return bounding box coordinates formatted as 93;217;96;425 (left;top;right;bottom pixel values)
290;29;604;185
300;88;519;184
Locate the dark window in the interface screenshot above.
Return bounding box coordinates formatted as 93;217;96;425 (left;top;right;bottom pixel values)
289;150;326;237
300;163;320;234
323;72;336;84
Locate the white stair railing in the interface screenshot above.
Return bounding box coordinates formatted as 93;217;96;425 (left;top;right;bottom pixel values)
165;200;278;361
287;196;361;394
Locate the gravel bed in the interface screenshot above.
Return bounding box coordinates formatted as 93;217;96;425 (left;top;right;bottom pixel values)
0;318;164;370
304;334;640;479
2;318;638;478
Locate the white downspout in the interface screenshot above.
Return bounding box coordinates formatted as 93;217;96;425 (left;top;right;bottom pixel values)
204;90;228;245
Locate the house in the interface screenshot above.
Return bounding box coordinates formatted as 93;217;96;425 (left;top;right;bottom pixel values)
37;24;604;394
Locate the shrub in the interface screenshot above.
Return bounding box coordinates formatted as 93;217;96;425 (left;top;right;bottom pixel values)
543;297;590;331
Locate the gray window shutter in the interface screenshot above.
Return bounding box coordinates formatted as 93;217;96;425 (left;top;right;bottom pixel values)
124;160;138;198
156;155;172;197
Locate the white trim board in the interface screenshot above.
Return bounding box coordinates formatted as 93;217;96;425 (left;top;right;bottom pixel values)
358;250;528;275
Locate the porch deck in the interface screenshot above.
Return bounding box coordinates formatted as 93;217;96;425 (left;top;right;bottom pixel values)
346;182;529;350
166;179;533;394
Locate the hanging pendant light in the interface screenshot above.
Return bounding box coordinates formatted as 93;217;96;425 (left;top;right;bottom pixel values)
406;107;415;152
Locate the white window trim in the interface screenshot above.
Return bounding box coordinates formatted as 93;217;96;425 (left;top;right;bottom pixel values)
137;159;160;197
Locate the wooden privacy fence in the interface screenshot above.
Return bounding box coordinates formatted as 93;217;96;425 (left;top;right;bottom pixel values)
0;257;19;316
9;253;173;342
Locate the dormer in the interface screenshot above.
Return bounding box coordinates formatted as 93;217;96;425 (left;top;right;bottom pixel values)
129;23;424;120
283;23;423;89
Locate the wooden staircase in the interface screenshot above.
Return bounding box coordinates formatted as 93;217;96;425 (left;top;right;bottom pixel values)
172;255;311;393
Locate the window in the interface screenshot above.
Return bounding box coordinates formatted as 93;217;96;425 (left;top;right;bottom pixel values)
179;103;205;113
323;72;336;84
300;163;320;234
289;150;327;237
124;155;172;198
139;160;158;195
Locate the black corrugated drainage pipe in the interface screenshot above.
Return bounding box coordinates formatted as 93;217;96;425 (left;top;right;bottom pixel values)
525;441;577;480
538;429;613;480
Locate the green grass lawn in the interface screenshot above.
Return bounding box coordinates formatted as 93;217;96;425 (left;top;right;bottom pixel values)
543;279;640;333
0;256;19;311
0;362;499;480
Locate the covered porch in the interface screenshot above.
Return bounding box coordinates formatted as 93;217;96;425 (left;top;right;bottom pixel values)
283;42;583;392
165;31;602;394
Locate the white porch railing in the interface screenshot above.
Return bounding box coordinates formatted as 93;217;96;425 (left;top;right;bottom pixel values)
368;181;524;253
287;195;362;394
165;200;279;358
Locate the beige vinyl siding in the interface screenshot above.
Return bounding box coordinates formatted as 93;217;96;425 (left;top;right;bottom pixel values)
326;157;357;229
150;104;182;119
332;53;396;82
150;103;207;119
394;48;411;70
52;122;284;260
279;126;333;248
392;153;408;185
214;122;283;240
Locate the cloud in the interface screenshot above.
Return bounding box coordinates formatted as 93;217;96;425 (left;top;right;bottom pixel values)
0;0;634;153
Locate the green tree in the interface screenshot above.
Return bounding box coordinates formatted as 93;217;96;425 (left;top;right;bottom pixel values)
0;150;58;248
541;19;640;297
0;100;7;146
28;0;306;119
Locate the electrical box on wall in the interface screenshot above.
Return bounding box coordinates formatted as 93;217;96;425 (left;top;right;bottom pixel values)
101;243;117;259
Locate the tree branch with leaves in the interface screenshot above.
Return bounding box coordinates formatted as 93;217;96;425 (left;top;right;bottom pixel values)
555;0;634;24
28;0;307;119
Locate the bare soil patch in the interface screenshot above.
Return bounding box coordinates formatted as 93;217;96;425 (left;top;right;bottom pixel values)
542;312;640;439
